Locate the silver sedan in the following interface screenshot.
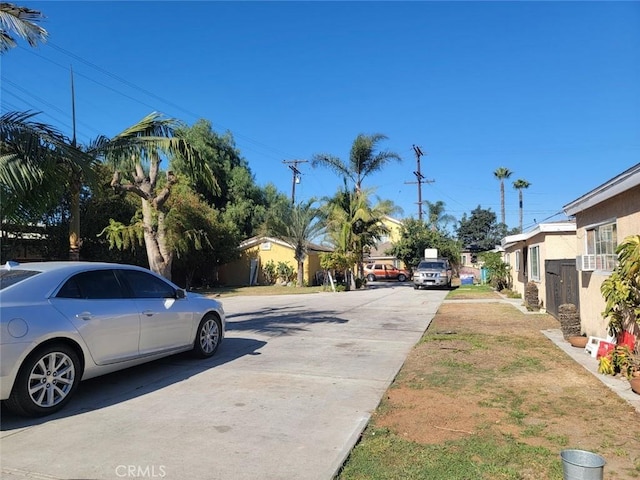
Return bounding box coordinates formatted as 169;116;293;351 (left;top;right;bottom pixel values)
0;261;225;417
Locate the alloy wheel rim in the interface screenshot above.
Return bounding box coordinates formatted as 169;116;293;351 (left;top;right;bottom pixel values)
200;319;219;353
28;352;75;408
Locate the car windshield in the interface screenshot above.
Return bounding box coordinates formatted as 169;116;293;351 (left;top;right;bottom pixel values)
0;270;40;290
418;262;446;269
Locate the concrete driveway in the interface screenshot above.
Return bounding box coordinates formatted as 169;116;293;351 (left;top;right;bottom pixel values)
1;283;449;480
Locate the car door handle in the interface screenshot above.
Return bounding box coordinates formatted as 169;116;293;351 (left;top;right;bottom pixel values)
142;310;155;317
76;311;93;321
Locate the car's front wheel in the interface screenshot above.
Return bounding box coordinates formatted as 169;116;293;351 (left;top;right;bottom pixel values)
367;274;376;282
193;313;222;358
6;343;82;417
398;274;407;282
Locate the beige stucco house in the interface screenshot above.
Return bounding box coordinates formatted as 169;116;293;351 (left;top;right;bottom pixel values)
563;162;640;337
217;236;333;286
501;221;577;313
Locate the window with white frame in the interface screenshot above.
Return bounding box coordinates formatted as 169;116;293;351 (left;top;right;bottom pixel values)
529;245;540;281
585;221;617;271
515;250;521;273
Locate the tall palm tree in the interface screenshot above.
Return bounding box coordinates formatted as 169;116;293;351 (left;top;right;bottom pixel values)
93;112;215;280
268;199;325;287
0;111;95;224
493;167;513;226
513;178;531;233
312;133;401;192
0;2;48;53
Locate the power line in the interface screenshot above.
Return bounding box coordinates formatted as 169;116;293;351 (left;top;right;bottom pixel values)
18;43;299;163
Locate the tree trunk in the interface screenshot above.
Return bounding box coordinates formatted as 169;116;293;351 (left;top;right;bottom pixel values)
519;190;523;233
500;181;506;225
141;198;173;280
297;259;304;287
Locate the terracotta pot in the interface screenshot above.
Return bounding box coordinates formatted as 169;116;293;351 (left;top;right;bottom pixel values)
630;378;640;395
568;336;588;348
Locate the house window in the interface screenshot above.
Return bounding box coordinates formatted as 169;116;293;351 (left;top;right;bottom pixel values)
585;221;617;271
515;251;521;273
529;245;540;281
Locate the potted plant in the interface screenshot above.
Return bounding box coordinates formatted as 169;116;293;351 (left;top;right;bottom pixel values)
599;235;640;393
601;235;639;351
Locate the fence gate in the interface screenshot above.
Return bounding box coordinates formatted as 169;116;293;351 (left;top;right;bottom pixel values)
545;259;579;320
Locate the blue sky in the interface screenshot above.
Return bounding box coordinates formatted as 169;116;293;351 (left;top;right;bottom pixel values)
3;1;639;233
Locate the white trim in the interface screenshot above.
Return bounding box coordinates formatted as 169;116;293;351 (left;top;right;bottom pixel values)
501;221;576;250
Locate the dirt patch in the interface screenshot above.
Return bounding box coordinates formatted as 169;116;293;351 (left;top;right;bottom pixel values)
371;302;640;479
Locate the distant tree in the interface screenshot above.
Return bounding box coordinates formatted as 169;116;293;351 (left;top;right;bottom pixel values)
425;200;456;233
173;119;284;239
457;206;506;252
493;167;513;226
512;178;531;233
478;251;511;290
388;218;461;270
311;133;401;192
322;185;398;279
0;3;48;53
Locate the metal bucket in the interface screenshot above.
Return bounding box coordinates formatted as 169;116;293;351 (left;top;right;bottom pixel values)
560;449;606;480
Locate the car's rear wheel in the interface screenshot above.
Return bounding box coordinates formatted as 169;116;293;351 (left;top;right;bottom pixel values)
193;313;222;358
6;343;81;417
367;274;376;282
398;274;407;282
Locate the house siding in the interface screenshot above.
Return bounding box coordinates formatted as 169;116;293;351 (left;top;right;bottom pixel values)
574;185;640;336
502;223;577;306
505;231;576;303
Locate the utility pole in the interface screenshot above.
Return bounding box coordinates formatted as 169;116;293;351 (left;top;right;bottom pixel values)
404;145;433;220
283;160;308;204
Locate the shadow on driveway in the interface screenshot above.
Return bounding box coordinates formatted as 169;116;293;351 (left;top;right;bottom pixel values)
0;336;265;429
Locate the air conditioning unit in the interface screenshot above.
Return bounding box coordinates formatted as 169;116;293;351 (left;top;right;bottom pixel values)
576;254;596;271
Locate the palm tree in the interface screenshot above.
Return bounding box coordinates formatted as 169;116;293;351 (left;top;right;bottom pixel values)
0;2;48;53
512;178;531;233
268;200;325;287
322;185;397;280
93;112;215;280
425;200;456;233
493;167;513;226
312;133;401;192
0;111;95;225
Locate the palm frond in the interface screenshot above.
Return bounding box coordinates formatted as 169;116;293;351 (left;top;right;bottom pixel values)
0;3;48;53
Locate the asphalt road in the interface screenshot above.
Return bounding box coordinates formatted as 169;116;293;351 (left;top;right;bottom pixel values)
1;283;449;480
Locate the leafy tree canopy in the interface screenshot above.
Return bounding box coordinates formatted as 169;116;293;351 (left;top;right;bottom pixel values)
388;218;461;270
456;205;510;252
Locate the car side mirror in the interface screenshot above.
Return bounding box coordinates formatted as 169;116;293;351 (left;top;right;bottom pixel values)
175;289;186;299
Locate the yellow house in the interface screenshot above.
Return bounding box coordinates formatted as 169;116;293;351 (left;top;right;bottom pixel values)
217;236;333;286
364;216;406;267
